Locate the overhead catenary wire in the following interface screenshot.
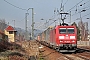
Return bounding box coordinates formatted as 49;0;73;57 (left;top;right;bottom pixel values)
53;0;85;25
71;6;90;17
80;0;90;6
82;12;90;18
44;0;87;28
38;0;90;30
67;0;90;14
72;12;90;22
63;0;68;7
50;0;84;24
49;0;90;29
65;5;90;19
67;0;84;12
64;0;90;23
3;0;27;11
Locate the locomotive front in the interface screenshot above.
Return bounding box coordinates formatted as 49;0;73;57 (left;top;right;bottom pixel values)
56;25;77;52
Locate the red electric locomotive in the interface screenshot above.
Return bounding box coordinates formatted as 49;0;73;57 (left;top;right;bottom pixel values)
50;25;77;52
37;24;77;52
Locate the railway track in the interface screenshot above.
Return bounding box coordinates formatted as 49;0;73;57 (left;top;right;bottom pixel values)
36;43;90;60
33;40;90;60
61;54;85;60
39;47;90;60
56;48;90;60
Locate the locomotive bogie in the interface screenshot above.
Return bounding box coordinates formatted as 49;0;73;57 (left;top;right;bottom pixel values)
59;44;77;49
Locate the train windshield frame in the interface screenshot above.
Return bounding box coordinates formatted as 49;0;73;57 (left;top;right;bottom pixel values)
67;28;74;34
59;28;75;34
59;28;66;34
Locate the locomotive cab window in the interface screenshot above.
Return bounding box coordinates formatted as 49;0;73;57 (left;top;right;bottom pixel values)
67;28;74;34
59;28;66;34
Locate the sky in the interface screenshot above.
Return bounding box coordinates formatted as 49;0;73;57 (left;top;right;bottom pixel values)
0;0;90;31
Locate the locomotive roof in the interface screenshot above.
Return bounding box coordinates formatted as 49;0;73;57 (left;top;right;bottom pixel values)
48;25;76;30
55;25;76;28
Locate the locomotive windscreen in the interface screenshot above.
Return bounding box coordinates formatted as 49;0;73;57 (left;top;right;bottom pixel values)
59;28;74;34
59;28;66;34
67;28;74;34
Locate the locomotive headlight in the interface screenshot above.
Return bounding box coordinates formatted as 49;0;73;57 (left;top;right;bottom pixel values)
60;41;63;42
59;36;64;39
70;36;75;39
72;40;75;42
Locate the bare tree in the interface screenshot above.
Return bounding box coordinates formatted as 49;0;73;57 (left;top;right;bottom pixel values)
0;19;7;31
